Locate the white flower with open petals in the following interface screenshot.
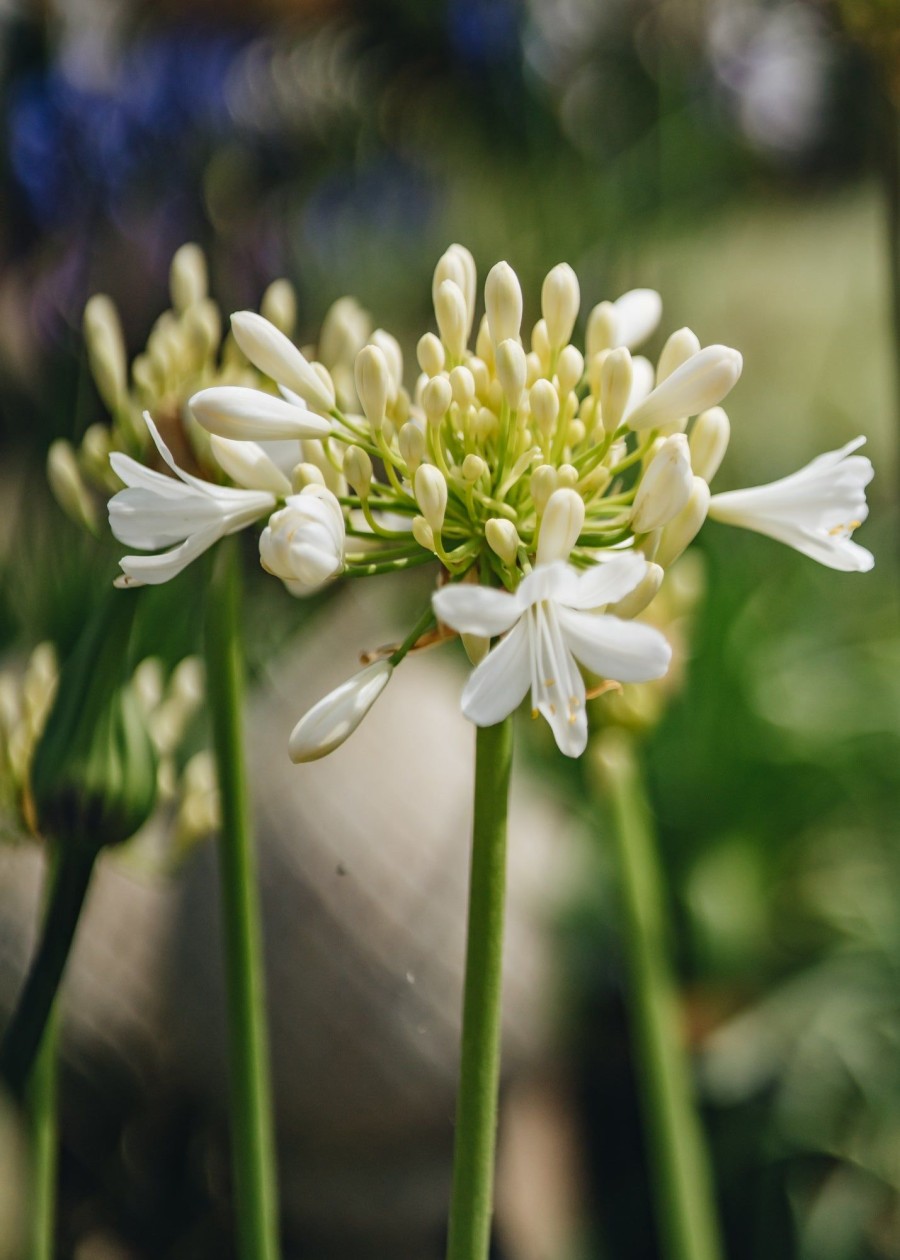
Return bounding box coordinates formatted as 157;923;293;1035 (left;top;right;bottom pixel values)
108;415;276;586
433;556;672;758
708;437;874;572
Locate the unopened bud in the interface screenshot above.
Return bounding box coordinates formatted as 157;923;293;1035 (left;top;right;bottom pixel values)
656;327;701;384
530;378;559;435
536;487;585;564
485;518;520;566
84;294;127;412
689;407;730;483
422;375;452;426
495;339;527;405
417;332;445;377
370;329;403;396
484;261;523;345
587;301;617;357
398;422;427;475
289;661;393;763
462;453;487;482
531;464;559;514
475;315;494;366
556;344;584;395
412;516;436;552
169;243;208;312
542;263;580;348
415;464;448;533
656;476;710;567
600;347;634;434
318;296;369;369
47;440;98;533
450;365;475;408
355;344;391;432
627;345;743;433
609;562;664;618
291;462;326;492
231;311;335;413
435;279;468;358
557;463;579;487
632;435;693;533
343;446;373;500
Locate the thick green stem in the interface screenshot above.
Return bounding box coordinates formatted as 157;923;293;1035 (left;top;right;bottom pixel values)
1;846;95;1100
446;716;514;1260
26;1004;59;1260
596;732;722;1260
205;539;281;1260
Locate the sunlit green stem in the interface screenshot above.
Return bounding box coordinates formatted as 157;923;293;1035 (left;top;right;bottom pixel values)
26;1004;58;1260
446;716;514;1260
205;539;281;1260
595;731;722;1260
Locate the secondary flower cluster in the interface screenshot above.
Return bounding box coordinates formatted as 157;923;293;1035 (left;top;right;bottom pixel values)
106;245;874;758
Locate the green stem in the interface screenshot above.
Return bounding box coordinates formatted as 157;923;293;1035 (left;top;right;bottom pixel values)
0;845;96;1100
205;539;281;1260
446;716;514;1260
596;732;722;1260
26;1004;59;1260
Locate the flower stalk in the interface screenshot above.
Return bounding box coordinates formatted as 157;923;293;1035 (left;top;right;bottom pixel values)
26;1003;59;1260
204;538;281;1260
446;714;514;1260
594;730;722;1260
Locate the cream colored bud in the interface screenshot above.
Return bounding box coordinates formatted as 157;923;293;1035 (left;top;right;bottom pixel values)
433;247;469;313
414;464;448;533
449;365;476;409
627;346;743;433
485;518;520;566
84;294;127;412
448;244;477;336
525;352;543;387
474;407;498;442
495;339;527;405
530;319;550;366
530;464;559;514
484;261;523;345
210;435;293;496
318;296;368;370
475;315;494;366
537;487;585;564
587;301;617;357
689;407;730;483
417;332;445;377
292;462;326;492
189;385;330;441
542;263;580;349
231;311;335;413
435;279;468;358
47;439;97;532
343;446;373;500
656;476;710;567
462;453;487;482
289;661;393;763
468;357;490;400
609;563;664;619
600;347;634;434
412;516;436;552
632;435;693;533
556;344;584;395
422;375;452;426
370;329;403;396
568;419;586;446
557;463;579;488
354;344;391;432
183;299;222;361
656;327;701;384
529;378;559;435
81;423;112;474
398;421;427;475
170;243;207;312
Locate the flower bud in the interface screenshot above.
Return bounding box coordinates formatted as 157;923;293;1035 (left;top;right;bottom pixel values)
484;261;523;345
531;318;551;364
169;243;208;312
656;327;701;384
435;279;468;358
370;329;403;397
190;385;330;441
655;476;710;567
485;518;520;566
231;312;336;413
462;453;487;482
626;345;743;433
343;445;373;500
399;421;427;475
530;378;559;436
209;435;292;495
475;315;494;366
609;562;664;618
412;516;436;552
530;464;559;514
318;296;369;369
414;464;448;533
355;344;391;432
632;435;693;533
47;439;98;533
289;661;393;763
84;294;127;412
557;463;579;488
537;487;585;564
612;289;662;349
495;339;527;405
541;263;580;349
586;301;616;357
417;332;445;377
600;347;634;434
450;365;476;408
448;244;477;336
689;407;730;483
259;486;345;592
422;374;452;426
556;344;584;395
291;462;326;492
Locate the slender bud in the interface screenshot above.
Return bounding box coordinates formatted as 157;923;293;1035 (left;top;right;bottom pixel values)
542;263;580;349
531;318;551;364
231;311;335;413
537;487;585;564
422;375;452;426
412;516;435;552
169;243;207;312
289;661;393;763
210;435;292;496
190;385;330;440
485;518;520;566
448;244;477;337
587;301;616;357
417;332;445;377
80;423;112;477
318;296;369;369
370;329;403;397
531;464;559;514
355;344;391;432
462;453;487;482
398;421;427;475
626;345;743;433
556;344;584;395
47;440;98;533
484;261;523;345
435;279;468;358
600;347;634;434
632;435;693;533
656;476;710;567
609;562;664;618
656;327;701;384
343;446;374;500
475;315;494;366
449;365;475;408
495;339;527;405
84;294;127;412
530;378;559;436
414;465;448;533
689;407;730;483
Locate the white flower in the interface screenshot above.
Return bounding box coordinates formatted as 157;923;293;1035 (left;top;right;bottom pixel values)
258;485;345;593
289;661;392;763
708;436;874;572
433;557;672;758
230;311;336;414
108;415;275;585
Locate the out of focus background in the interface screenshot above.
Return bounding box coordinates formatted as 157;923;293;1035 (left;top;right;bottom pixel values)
0;0;898;1257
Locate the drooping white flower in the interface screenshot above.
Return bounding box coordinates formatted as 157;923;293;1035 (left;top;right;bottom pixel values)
108;415;275;585
708;437;874;572
289;660;393;763
189;385;331;442
258;485;345;593
433;556;672;758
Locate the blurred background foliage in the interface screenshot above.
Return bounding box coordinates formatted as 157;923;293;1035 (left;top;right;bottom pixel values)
0;0;898;1257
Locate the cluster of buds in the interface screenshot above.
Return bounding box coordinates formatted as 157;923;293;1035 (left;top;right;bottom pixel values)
0;644;58;828
104;246;874;758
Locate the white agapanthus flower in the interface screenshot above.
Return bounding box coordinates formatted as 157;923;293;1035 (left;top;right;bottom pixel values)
433;554;672;758
708;436;874;572
108;415;276;585
258;485;345;594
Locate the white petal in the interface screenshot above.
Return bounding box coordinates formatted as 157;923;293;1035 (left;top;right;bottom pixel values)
109;487;222;548
460;618;532;727
109;451;192;498
210;435;292;495
189;386;330;441
432;583;521;637
557;607;672;682
529;603;588;757
118;522;224;585
627;356;655;413
289;662;392;763
565;554;649;610
614;289;662;349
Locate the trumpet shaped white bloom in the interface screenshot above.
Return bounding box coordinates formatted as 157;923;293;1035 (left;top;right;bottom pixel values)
109;415;275;585
433;557;671;757
258;485;345;593
708;437;874;572
289;661;393;763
